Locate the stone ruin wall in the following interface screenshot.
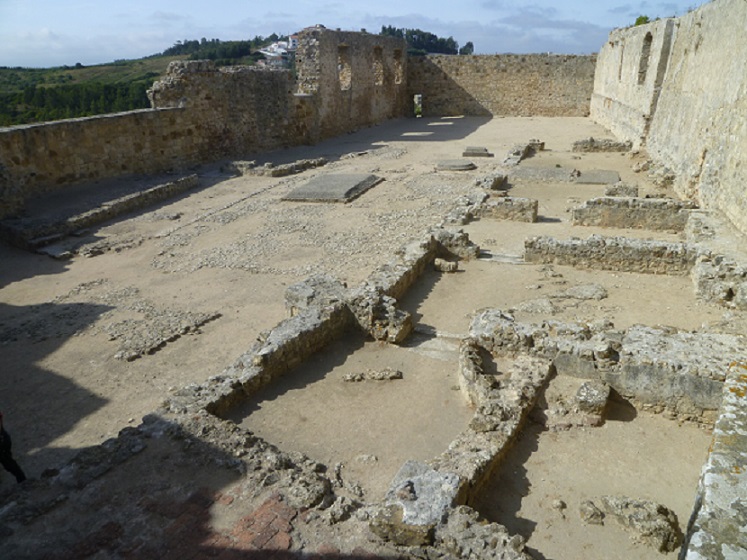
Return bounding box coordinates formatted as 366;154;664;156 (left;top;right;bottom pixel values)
407;54;596;117
0;29;409;220
591;0;747;237
295;28;409;141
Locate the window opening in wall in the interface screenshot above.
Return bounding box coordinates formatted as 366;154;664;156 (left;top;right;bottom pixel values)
413;94;423;117
338;45;351;91
638;32;653;85
373;47;384;86
393;49;403;85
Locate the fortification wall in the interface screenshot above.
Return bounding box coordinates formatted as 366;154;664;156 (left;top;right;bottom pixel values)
407;54;596;117
591;0;747;237
590;18;675;147
295;28;408;140
0;108;196;217
645;0;747;235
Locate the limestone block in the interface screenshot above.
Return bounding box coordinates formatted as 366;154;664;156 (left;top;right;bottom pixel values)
284;274;347;315
433;258;458;272
605;181;639;197
474;172;509;191
477;197;538;223
372;460;464;546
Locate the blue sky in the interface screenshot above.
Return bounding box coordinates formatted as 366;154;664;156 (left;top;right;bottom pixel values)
0;0;705;68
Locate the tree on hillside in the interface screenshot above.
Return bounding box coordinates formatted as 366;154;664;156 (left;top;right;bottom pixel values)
635;15;650;25
459;42;474;55
380;25;461;55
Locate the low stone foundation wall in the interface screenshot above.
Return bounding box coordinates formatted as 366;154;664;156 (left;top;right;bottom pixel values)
682;364;747;559
163;227;479;417
692;255;747;311
469;309;747;424
524;234;698;275
476;197;538;223
0;175;199;250
572;197;696;232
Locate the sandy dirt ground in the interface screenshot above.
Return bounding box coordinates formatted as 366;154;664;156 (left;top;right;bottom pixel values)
0;116;736;558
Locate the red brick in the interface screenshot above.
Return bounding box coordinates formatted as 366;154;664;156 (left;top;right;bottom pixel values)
263;530;292;551
250;523;279;549
269;516;292;534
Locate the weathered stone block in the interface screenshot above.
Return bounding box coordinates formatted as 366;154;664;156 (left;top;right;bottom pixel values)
477;197;538;223
600;495;682;552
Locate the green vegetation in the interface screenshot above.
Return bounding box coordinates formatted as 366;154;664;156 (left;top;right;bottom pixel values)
635;15;651;25
160;35;276;66
0;35;282;126
0;55;185;126
380;25;464;55
459;42;475;55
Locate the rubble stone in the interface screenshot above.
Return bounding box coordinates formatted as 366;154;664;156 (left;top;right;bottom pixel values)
600;495;682;552
572;137;632;152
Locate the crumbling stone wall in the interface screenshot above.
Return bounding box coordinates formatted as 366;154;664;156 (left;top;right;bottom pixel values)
524;234;698;275
645;0;747;235
571;197;696;232
0;29;408;219
295;27;408;141
407;54;596;117
0;108;195;218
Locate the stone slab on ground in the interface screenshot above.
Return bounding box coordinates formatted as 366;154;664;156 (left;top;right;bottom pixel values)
510;166;575;182
282;174;383;202
462;146;494;158
574;169;621;184
437;160;477;171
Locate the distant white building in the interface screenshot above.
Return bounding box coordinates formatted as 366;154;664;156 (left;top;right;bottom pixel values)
258;34;299;68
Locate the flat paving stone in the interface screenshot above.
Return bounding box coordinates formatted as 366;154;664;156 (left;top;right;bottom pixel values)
462;146;494;157
437;160;477;171
282;173;383;202
575;169;621;184
510;166;575;182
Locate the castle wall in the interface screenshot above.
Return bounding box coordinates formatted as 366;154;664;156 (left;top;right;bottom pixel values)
0;108;196;218
589;18;675;148
406;54;596;117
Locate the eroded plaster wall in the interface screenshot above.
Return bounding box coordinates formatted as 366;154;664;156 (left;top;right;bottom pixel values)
407;54;596;117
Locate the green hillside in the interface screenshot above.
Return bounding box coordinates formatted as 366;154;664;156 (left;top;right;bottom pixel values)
0;38;266;126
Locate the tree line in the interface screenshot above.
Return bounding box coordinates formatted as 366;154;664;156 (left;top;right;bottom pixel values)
380;25;473;55
0;81;151;126
161;35;282;65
